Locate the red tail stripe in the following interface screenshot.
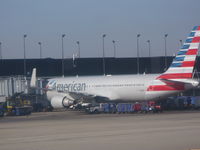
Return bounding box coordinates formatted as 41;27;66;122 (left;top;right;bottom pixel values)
192;37;200;43
157;73;193;79
181;61;195;67
186;49;198;55
198;26;200;30
147;85;184;91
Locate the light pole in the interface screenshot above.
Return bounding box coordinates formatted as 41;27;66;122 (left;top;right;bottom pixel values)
164;34;168;70
0;42;2;59
23;34;27;76
76;41;80;58
112;40;116;58
147;40;151;57
72;53;77;68
137;34;141;74
102;34;106;76
38;42;42;59
179;40;183;48
61;34;66;77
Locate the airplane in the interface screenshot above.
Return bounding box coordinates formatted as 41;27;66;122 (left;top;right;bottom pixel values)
31;26;200;109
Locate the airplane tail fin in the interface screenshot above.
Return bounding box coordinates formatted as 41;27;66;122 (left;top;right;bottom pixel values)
30;68;36;88
157;26;200;80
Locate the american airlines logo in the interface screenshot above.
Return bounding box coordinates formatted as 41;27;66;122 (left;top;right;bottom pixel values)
56;82;86;92
46;80;56;89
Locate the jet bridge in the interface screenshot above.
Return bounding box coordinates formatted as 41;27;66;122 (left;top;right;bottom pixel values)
0;76;27;97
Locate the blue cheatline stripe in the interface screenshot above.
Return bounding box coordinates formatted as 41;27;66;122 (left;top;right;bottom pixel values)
177;51;187;55
181;44;190;49
185;38;192;43
175;56;185;61
189;32;195;37
171;63;182;67
193;26;198;30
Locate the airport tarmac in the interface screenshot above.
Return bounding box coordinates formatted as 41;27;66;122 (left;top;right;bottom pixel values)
0;111;200;150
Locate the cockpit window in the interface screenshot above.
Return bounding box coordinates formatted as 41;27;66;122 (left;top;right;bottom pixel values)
47;80;56;90
49;80;55;85
51;82;56;89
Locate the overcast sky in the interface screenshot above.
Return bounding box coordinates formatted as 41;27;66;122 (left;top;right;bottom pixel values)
0;0;200;59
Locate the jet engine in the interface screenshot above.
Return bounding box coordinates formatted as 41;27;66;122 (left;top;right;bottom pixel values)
50;95;74;109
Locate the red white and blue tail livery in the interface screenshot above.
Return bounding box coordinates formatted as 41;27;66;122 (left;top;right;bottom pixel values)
159;26;200;80
146;26;200;99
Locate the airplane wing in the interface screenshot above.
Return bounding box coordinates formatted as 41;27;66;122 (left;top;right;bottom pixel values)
58;91;110;103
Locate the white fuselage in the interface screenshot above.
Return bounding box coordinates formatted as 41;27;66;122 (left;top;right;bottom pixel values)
46;74;181;102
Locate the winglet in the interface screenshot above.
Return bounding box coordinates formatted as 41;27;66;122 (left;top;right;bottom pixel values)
30;68;36;88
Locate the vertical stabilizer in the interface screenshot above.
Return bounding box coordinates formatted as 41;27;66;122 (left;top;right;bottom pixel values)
30;68;36;88
158;26;200;80
147;26;200;93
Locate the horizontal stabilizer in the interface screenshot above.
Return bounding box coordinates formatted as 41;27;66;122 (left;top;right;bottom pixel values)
160;78;199;87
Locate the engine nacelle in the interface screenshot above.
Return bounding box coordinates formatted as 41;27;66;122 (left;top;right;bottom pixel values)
50;96;74;109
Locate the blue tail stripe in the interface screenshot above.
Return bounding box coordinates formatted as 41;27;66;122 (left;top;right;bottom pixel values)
189;32;195;37
171;63;182;67
181;45;190;49
177;51;187;55
193;26;198;30
175;56;185;61
185;38;192;43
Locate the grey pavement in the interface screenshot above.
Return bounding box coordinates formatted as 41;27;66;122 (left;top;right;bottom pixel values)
0;111;200;150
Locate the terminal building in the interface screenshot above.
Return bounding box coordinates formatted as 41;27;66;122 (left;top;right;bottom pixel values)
0;56;200;98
